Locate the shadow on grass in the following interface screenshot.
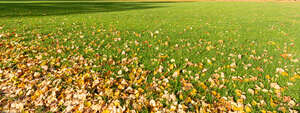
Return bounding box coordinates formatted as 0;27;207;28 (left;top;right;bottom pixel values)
0;2;171;17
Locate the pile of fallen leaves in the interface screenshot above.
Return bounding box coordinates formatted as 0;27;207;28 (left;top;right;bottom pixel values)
0;27;299;113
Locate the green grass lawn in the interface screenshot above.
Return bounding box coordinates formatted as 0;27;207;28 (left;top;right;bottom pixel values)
0;1;299;112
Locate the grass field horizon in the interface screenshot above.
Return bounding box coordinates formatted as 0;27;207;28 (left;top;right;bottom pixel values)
0;0;299;112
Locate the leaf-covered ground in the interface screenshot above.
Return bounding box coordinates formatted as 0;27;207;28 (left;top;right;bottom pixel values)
0;1;299;113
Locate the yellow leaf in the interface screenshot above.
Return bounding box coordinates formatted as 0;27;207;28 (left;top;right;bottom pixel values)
129;72;134;80
31;90;41;100
85;101;92;107
268;41;274;45
295;74;300;78
199;82;207;90
118;85;124;90
190;88;197;96
169;64;174;70
198;63;203;69
159;55;168;58
17;83;25;88
136;78;143;84
211;91;217;96
172;70;180;77
138;88;144;93
245;106;251;112
235;89;242;97
270;98;277;108
84;73;90;78
185;97;192;103
179;94;184;100
153;70;158;75
114;91;120;98
232;105;238;111
266;75;270;79
281;72;288;76
67;77;72;83
251;100;257;106
58;101;63;106
102;110;110;113
237;98;243;103
114;101;120;106
137;68;142;73
237;106;243;112
18;90;23;96
40;61;47;66
78;79;84;86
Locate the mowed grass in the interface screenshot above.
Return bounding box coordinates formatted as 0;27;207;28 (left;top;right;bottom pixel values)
0;1;299;112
